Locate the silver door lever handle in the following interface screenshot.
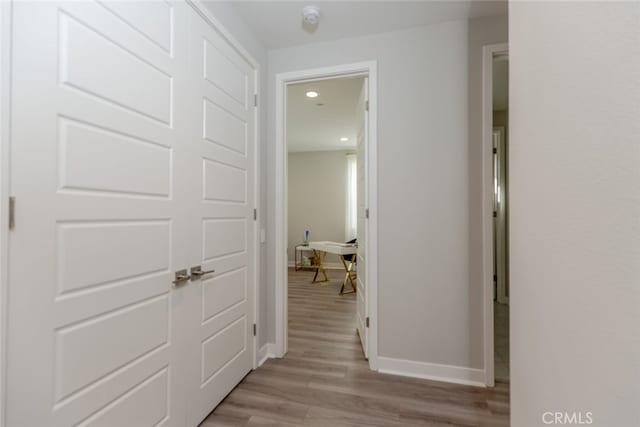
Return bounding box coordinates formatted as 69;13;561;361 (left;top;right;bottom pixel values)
190;266;215;278
172;269;191;286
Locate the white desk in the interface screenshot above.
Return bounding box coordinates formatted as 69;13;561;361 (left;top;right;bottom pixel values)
307;241;358;294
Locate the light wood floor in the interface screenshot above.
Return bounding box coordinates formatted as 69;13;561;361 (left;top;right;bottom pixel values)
201;268;510;426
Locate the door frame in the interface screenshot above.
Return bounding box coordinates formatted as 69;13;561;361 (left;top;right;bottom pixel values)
482;43;508;387
0;1;11;425
274;61;379;370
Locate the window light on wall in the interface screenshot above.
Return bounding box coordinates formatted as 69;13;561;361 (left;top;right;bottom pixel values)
345;153;357;241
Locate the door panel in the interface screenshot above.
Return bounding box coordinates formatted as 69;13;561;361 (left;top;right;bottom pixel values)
7;2;190;426
356;77;369;358
202;268;247;322
201;317;247;383
202;38;248;107
203;160;247;203
203;99;247;154
59;118;172;197
55;295;169;401
186;8;256;425
56;221;170;294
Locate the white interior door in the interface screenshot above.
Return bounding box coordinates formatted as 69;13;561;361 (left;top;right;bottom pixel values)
7;1;191;426
184;8;256;425
356;77;369;358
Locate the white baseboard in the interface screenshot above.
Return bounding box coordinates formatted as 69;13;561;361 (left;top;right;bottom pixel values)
257;343;277;367
287;262;344;270
377;356;486;387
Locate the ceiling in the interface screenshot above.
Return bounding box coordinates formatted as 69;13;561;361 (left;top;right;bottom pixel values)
493;55;508;111
228;0;507;49
287;76;364;153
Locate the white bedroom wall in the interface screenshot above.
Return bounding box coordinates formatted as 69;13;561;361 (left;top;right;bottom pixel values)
510;2;640;426
266;14;508;374
288;150;350;267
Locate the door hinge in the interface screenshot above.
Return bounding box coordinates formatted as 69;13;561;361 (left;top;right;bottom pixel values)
365;317;370;328
365;100;369;112
493;147;497;154
8;197;15;230
493;211;497;218
365;208;369;219
253;208;257;221
253;323;257;336
254;94;258;107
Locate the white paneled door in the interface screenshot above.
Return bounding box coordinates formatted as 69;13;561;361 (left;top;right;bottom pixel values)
184;7;256;425
356;77;369;358
6;2;256;426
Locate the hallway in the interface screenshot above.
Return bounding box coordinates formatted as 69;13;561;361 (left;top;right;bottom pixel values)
201;269;510;426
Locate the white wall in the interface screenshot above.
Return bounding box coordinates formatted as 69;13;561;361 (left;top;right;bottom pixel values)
510;2;640;426
0;2;10;424
266;15;508;373
200;1;270;348
288;151;350;266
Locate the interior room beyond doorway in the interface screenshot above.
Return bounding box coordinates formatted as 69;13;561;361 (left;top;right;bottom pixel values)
287;76;364;352
492;52;509;382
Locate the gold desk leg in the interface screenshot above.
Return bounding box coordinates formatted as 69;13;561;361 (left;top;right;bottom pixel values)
312;250;329;284
340;256;357;295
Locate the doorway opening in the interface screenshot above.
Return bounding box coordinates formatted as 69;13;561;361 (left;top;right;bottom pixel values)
492;52;509;382
287;76;364;363
483;44;509;386
274;62;378;369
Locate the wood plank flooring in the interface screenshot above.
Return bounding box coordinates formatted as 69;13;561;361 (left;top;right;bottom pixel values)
201;268;510;426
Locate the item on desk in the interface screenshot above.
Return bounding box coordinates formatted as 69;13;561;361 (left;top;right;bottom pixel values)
303;230;310;244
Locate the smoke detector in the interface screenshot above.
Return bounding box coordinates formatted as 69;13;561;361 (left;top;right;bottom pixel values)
302;6;320;25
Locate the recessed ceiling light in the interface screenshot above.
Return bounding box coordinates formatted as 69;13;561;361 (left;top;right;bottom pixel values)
340;137;349;142
306;91;318;98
